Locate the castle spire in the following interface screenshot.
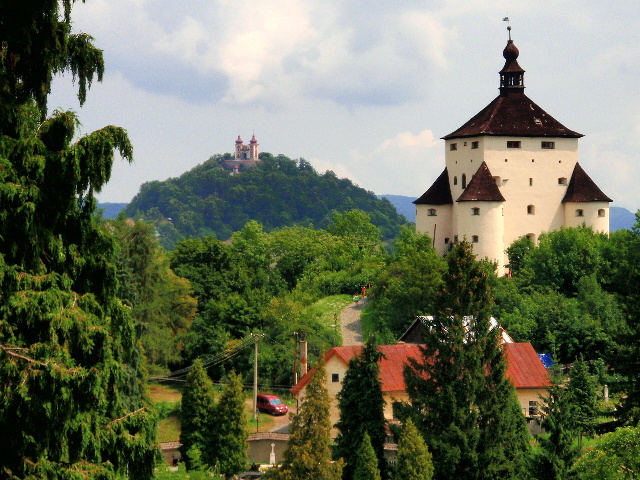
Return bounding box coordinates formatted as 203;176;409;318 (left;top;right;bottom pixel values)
499;26;525;95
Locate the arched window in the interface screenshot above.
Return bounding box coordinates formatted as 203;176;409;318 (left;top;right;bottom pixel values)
462;174;467;189
453;176;458;185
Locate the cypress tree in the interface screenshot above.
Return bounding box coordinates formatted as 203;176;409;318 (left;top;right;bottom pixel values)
180;359;216;470
403;241;530;480
212;371;248;478
394;418;433;480
266;360;343;480
353;433;381;480
335;336;387;480
0;3;157;478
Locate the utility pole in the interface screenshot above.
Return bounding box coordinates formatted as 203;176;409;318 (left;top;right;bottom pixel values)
253;334;259;420
293;331;299;386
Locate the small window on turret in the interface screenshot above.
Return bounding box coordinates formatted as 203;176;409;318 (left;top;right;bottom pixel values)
527;205;535;215
472;208;480;215
576;209;584;217
507;141;521;148
472;235;479;243
450;143;457;151
558;177;568;185
542;141;555;149
598;209;605;217
428;208;437;216
471;141;479;149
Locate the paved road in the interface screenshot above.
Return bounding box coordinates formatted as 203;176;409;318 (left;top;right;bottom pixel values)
339;297;368;346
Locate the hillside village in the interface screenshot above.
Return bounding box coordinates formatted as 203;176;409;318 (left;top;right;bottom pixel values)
3;4;640;480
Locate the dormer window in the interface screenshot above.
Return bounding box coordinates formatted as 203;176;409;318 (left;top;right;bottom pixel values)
450;143;457;151
507;141;521;148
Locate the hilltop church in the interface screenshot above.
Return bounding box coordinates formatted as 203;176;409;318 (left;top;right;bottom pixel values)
414;28;611;274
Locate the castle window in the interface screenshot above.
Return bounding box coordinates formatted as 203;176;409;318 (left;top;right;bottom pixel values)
462;174;467;188
450;143;457;151
471;141;479;149
526;233;537;243
576;209;584;217
493;176;501;186
529;178;533;186
507;141;521;148
472;207;480;215
472;235;479;243
332;373;340;383
463;141;467;146
454;176;458;185
444;237;450;244
428;208;437;216
541;141;555;149
527;205;535;215
558;177;568;185
598;209;606;217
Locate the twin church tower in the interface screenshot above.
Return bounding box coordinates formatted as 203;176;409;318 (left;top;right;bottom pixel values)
414;28;611;274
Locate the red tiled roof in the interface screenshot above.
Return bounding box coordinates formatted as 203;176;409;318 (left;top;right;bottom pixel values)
291;342;548;395
562;163;612;203
457;161;505;202
414;168;453;205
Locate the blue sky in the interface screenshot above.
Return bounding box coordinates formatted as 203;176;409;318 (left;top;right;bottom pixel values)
49;0;640;212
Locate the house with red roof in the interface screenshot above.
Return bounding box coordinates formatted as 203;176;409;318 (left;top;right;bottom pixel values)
414;28;611;275
291;341;549;438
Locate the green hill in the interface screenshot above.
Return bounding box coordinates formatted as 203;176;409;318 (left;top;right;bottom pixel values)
125;153;409;249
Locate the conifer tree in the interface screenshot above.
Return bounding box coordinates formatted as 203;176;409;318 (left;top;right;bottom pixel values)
180;359;216;470
0;2;157;478
403;241;530;480
394;418;433;480
353;433;381;480
567;356;598;441
266;360;343;480
335;336;387;480
211;371;248;478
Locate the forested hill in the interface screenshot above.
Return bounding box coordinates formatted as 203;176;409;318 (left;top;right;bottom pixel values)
125;153;409;248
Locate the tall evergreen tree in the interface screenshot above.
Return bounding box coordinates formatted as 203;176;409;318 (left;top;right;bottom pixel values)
394;418;433;480
266;360;343;480
0;2;157;478
567;356;598;441
335;336;387;480
180;359;216;470
353;433;381;480
211;371;248;478
403;241;530;480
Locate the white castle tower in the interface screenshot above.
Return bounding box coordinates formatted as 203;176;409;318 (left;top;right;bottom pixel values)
415;28;611;274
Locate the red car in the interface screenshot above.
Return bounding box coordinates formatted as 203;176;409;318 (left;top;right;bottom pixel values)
256;394;288;416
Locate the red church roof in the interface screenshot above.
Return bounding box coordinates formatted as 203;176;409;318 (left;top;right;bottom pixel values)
291;342;548;396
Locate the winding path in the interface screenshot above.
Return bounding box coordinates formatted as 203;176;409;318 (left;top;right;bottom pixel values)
339;297;368;346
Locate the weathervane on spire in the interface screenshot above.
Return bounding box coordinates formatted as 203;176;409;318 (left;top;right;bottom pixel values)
503;15;511;39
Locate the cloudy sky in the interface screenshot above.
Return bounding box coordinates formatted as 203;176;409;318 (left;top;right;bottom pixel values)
49;0;640;211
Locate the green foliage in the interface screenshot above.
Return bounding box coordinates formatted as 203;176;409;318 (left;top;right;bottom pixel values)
0;3;157;479
505;234;534;274
571;426;640;480
179;359;216;470
367;226;444;338
265;361;343;480
567;356;599;439
211;371;248;477
353;433;381;480
126;153;408;248
394;418;434;480
402;242;530;480
335;337;387;480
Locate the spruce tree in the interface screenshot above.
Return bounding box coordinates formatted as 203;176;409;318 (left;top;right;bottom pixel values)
211;371;248;478
567;356;598;441
335;336;387;480
353;433;381;480
394;418;433;480
0;2;157;478
266;360;342;480
403;241;530;480
180;359;216;470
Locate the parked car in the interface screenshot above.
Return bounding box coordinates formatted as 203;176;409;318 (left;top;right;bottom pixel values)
256;394;288;416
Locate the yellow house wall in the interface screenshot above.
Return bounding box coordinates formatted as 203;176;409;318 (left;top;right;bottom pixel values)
515;388;548;417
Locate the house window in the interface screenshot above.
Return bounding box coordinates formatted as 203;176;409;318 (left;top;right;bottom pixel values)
471;141;479;149
450;143;457;151
527;205;535;215
472;207;480;215
529;401;539;416
472;235;479;243
462;174;467;189
558;177;568;185
331;373;339;383
598;209;605;217
428;208;437;216
507;141;521;148
576;209;584;217
541;141;555;149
